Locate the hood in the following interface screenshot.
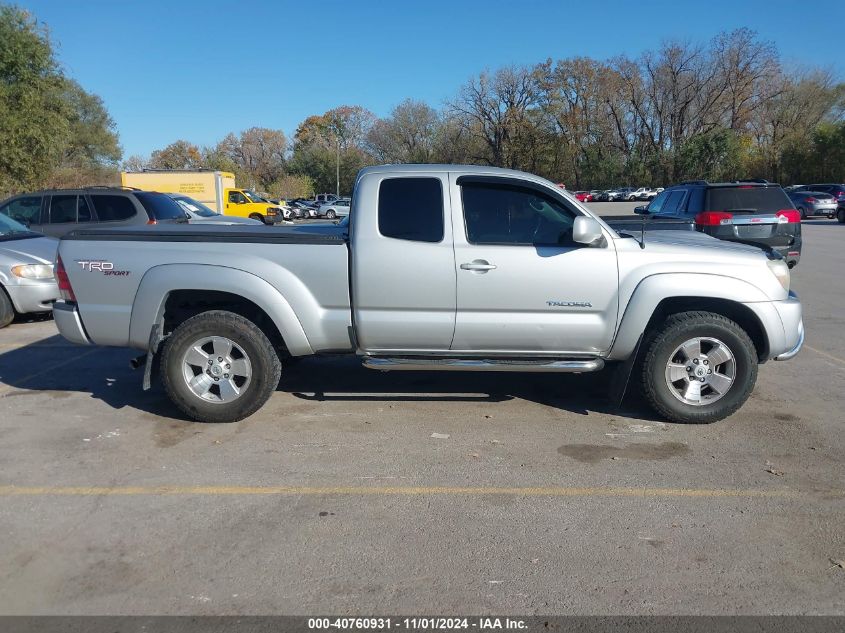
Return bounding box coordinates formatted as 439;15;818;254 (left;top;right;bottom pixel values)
0;235;58;265
634;230;766;257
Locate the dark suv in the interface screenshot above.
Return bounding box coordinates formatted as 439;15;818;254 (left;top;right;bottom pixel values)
796;184;845;223
609;181;802;267
0;188;189;238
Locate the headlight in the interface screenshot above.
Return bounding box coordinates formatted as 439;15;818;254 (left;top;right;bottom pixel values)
267;207;279;215
11;264;54;280
767;259;790;292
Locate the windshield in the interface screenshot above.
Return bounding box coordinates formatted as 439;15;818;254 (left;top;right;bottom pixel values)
243;190;268;203
0;213;38;239
173;196;217;218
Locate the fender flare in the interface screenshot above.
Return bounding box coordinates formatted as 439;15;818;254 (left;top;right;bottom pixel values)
128;263;313;355
607;273;771;361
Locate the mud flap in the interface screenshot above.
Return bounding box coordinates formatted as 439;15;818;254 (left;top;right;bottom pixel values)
142;323;163;391
608;333;643;407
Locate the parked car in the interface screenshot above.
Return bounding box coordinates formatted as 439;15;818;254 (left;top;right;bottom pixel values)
169;195;264;225
314;193;338;205
53;164;802;425
608;187;636;201
796;184;845;223
609;181;802;267
0;214;58;328
636;187;663;200
786;190;838;219
573;191;593;202
628;187;651;201
288;199;320;218
0;188;189;238
317;198;351;219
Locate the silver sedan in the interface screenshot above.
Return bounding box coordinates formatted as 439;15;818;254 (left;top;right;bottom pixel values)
0;214;59;328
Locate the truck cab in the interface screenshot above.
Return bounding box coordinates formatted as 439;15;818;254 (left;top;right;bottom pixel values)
223;189;285;224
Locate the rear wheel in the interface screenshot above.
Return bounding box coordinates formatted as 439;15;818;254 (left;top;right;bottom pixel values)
838;208;845;224
639;311;757;424
797;206;807;220
160;310;281;422
0;287;14;329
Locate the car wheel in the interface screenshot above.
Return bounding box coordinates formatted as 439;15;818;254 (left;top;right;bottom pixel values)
0;287;14;329
798;206;807;220
160;310;282;423
326;210;336;219
248;213;265;224
639;311;757;424
838;208;845;224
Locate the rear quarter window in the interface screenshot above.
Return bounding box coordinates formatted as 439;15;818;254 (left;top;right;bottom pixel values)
92;195;137;222
706;187;792;214
378;178;444;242
135;192;188;221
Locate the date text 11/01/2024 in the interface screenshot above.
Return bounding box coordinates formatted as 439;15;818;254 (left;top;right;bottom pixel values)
307;617;527;630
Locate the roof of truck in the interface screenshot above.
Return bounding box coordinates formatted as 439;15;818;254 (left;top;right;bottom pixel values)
358;164;538;179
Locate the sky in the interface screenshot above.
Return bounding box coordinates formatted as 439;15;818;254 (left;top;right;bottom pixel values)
20;0;845;159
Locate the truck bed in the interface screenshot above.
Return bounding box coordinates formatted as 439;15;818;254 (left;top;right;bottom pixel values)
59;223;352;351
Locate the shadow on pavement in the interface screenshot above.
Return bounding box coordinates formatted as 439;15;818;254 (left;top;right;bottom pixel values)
0;334;657;422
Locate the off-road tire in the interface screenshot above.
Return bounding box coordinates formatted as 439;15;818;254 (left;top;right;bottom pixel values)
0;287;14;329
161;310;281;423
640;311;757;424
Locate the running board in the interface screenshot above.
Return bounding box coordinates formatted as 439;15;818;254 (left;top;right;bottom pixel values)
362;357;604;373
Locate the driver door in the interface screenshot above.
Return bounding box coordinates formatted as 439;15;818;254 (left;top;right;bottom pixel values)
450;175;619;355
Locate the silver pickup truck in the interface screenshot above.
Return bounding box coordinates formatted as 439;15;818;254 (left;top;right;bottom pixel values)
52;165;804;424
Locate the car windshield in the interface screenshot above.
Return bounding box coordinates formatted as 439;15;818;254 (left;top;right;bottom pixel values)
174;197;217;218
243;190;268;203
0;213;38;240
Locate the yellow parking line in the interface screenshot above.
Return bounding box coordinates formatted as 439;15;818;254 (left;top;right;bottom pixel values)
806;345;845;366
0;348;101;396
0;485;803;498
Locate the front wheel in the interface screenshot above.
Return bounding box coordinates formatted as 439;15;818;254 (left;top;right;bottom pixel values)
838;208;845;224
639;311;757;424
0;287;14;329
326;210;336;219
160;310;282;422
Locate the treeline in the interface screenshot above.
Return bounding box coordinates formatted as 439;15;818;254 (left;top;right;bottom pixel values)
130;27;845;195
0;5;120;195
2;2;843;199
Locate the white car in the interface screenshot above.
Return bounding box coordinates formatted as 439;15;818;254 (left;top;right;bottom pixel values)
169;195;265;225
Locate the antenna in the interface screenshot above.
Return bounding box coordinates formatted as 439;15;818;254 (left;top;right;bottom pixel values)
639;214;646;249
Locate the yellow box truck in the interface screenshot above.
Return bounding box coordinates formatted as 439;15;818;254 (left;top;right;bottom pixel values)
120;170;286;224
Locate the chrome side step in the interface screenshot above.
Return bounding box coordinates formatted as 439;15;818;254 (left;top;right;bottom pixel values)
362;357;604;373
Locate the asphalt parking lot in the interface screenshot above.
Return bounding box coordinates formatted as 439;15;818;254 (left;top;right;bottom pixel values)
0;207;843;615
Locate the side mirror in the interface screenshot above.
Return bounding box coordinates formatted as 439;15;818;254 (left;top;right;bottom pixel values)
634;205;649;214
572;216;604;246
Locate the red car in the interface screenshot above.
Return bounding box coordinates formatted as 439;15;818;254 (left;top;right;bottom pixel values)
573;191;593;202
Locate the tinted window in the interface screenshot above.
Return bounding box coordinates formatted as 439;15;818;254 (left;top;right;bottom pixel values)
378;178;443;242
135;192;188;221
77;196;92;222
0;196;42;223
657;191;686;215
48;195;79;223
462;182;576;246
707;187;791;213
92;195;137;222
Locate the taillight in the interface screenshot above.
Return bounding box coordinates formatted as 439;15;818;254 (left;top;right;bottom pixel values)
805;197;816;203
146;219;157;225
55;255;76;302
695;211;734;226
776;210;801;223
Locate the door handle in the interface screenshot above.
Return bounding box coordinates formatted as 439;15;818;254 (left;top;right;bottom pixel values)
460;260;497;272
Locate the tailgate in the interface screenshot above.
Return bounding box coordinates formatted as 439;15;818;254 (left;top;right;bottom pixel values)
701;186;800;250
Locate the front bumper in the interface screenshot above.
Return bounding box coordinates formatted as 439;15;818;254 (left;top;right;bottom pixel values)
52;301;91;345
4;282;59;314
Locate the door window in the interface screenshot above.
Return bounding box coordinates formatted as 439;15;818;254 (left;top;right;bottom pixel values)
229;191;247;204
48;195;80;223
461;183;576;246
647;190;670;213
654;190;686;216
378;178;443;243
0;196;42;224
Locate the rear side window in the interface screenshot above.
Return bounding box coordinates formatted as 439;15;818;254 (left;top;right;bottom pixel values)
378;178;443;242
135;192;188;221
92;195;137;222
48;195;81;224
707;187;791;213
0;196;42;223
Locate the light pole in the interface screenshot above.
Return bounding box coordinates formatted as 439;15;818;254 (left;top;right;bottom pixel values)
336;136;340;198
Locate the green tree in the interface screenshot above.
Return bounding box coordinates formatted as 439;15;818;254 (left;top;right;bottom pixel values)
149;140;202;169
